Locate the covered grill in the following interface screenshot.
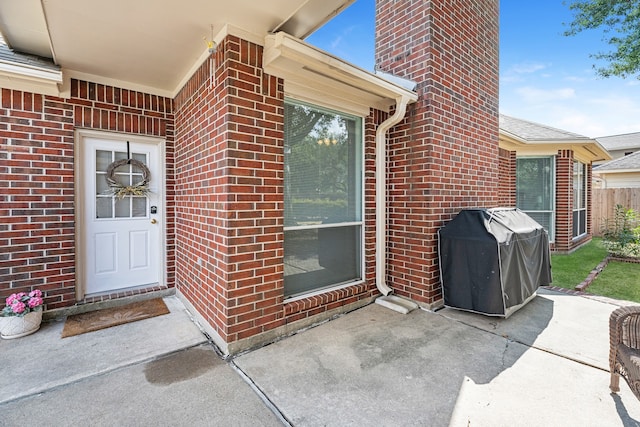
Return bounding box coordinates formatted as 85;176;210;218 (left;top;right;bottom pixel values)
438;208;552;318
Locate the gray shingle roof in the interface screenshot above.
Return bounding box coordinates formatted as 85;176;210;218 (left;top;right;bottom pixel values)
499;114;590;141
595;132;640;151
594;150;640;172
0;33;59;72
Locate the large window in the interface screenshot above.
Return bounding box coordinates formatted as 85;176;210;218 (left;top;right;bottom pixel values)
516;156;555;241
573;161;587;238
283;101;363;298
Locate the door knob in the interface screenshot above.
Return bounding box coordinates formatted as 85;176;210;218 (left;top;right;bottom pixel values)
150;219;157;224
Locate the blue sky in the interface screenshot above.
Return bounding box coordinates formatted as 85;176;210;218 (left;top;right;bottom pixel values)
307;0;640;137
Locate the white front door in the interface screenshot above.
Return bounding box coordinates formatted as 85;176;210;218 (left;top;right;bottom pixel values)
79;134;163;295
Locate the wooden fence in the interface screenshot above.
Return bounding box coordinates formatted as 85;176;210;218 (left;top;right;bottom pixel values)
592;188;640;236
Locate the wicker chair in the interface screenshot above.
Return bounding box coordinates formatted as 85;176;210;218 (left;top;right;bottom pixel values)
610;305;640;400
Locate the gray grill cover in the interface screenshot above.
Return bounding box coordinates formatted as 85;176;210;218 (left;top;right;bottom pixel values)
438;208;552;317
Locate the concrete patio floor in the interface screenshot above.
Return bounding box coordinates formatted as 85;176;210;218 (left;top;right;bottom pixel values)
1;289;639;426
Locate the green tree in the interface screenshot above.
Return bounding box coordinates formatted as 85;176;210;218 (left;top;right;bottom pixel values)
564;0;640;78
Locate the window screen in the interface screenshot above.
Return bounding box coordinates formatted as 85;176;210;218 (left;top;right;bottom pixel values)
283;101;363;297
516;156;555;241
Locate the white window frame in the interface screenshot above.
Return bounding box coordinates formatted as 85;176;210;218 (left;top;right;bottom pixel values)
283;99;365;300
573;160;587;239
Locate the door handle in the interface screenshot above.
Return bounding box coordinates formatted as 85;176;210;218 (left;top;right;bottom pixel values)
150;219;157;224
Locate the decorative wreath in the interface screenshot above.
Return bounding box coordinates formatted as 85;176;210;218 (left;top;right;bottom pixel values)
105;158;151;199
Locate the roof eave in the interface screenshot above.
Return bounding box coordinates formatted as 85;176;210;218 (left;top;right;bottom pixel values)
499;132;612;162
275;0;356;39
0;60;62;96
594;168;640;174
263;32;417;116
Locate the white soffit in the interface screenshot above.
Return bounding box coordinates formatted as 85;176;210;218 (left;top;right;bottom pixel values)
0;0;354;96
0;0;52;59
499;134;611;163
274;0;355;39
263;32;418;116
573;143;611;163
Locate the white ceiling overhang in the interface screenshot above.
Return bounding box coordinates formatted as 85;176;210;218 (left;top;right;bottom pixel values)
499;133;612;163
263;32;418;116
0;0;355;97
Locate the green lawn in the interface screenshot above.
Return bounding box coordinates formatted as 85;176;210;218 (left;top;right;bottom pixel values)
550;237;640;303
550;238;608;288
587;261;640;302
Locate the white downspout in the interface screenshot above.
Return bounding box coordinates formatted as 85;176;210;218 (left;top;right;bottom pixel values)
375;95;412;296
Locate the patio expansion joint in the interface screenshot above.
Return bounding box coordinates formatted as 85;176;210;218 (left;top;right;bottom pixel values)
523;343;610;373
228;359;293;427
438;312;611;374
0;342;209;406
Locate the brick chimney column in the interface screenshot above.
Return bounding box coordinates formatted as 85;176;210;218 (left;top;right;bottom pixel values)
375;0;500;305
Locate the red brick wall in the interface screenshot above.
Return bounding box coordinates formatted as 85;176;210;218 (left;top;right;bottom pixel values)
174;36;287;344
376;0;500;305
498;148;517;207
174;37;380;347
586;163;592;237
555;150;573;252
0;81;173;310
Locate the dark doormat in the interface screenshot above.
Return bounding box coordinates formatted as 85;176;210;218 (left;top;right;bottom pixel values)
61;298;170;338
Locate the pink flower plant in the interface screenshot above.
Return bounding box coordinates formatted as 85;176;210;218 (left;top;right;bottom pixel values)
2;289;44;317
